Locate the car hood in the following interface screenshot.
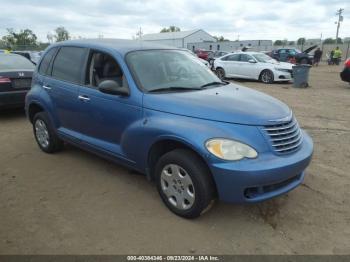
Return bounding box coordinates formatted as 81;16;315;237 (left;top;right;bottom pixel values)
143;83;291;126
266;60;293;69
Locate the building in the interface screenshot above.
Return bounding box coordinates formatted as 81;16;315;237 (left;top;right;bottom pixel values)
187;40;273;52
141;29;216;48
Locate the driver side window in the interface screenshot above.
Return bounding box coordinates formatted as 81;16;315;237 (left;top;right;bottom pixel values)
85;51;128;89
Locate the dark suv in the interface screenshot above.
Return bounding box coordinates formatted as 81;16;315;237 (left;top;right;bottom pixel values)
270;46;317;65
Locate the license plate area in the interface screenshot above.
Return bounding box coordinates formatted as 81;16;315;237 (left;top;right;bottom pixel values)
12;78;31;89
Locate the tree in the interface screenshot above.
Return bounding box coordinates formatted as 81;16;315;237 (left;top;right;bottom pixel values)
160;26;180;33
288;41;295;45
274;40;283;46
213;36;229;42
54;26;70;42
323;38;336;44
336;37;343;44
1;28;37;49
297;37;306;45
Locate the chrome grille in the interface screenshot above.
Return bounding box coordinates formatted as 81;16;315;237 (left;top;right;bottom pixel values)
264;117;303;154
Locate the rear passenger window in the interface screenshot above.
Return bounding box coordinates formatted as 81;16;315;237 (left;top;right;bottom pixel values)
52;47;87;84
224;54;240;61
38;48;57;75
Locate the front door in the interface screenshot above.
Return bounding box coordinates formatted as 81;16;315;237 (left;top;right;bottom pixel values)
77;50;142;162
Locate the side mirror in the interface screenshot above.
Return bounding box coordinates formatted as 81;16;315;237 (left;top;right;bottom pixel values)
98;80;129;96
248;59;256;63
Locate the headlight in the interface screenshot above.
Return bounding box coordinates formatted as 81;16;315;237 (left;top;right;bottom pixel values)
205;139;258;161
275;68;290;72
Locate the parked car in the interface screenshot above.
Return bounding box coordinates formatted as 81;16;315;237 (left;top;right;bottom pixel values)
208;51;229;66
0;53;34;109
183;49;210;68
26;39;313;218
195;49;213;61
214;52;293;83
340;58;350;83
270;46;317;65
11;51;39;65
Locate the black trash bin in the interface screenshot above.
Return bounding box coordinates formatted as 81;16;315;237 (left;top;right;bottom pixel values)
292;64;311;88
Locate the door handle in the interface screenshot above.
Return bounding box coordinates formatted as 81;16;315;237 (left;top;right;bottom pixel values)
78;95;90;102
42;85;51;90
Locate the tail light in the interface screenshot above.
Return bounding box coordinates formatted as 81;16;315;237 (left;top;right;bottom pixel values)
345;59;350;68
0;76;11;83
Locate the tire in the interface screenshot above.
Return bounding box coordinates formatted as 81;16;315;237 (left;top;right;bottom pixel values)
216;67;225;80
33;112;64;153
155;149;216;218
260;69;274;84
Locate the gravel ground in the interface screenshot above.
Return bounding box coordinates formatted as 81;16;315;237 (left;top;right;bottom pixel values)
0;64;349;255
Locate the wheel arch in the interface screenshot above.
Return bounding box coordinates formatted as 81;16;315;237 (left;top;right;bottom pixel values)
259;68;274;82
147;138;214;185
28;102;45;123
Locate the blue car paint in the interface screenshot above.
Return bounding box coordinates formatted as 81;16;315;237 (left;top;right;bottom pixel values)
25;39;313;204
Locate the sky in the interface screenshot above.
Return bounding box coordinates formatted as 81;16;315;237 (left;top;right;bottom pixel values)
0;0;349;42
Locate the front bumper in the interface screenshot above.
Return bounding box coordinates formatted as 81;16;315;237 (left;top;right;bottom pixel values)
209;130;313;203
0;90;28;109
273;70;293;82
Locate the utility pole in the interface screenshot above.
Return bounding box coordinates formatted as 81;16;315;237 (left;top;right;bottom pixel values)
335;8;344;44
136;27;143;40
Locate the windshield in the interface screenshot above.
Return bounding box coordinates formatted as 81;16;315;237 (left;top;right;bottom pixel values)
0;54;34;70
126;50;221;92
252;53;275;63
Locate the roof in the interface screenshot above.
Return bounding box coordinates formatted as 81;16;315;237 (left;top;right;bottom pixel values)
49;38;179;56
142;29;201;41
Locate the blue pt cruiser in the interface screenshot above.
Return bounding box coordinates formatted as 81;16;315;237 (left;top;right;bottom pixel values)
25;39;313;218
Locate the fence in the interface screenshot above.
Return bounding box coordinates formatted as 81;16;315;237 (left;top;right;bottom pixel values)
0;44;49;52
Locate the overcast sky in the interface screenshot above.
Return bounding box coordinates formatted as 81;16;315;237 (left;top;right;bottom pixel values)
0;0;349;42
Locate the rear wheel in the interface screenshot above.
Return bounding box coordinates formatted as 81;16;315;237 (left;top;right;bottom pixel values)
260;69;274;84
155;149;215;218
216;68;225;80
33;112;64;153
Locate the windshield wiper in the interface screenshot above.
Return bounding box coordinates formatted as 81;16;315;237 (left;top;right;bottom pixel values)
148;87;203;93
200;81;227;88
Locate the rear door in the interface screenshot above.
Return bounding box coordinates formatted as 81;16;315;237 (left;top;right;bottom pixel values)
43;46;88;140
278;49;289;62
220;54;240;77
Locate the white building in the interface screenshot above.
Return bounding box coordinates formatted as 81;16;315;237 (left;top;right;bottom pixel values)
141;29;216;48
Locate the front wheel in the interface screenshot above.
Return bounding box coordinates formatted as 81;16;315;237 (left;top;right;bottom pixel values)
155;149;216;218
260;69;274;84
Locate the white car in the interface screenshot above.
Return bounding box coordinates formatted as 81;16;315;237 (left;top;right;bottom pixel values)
214;51;293;84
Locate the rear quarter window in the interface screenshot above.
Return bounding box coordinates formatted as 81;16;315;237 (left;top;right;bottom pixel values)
52;47;87;84
38;48;57;75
